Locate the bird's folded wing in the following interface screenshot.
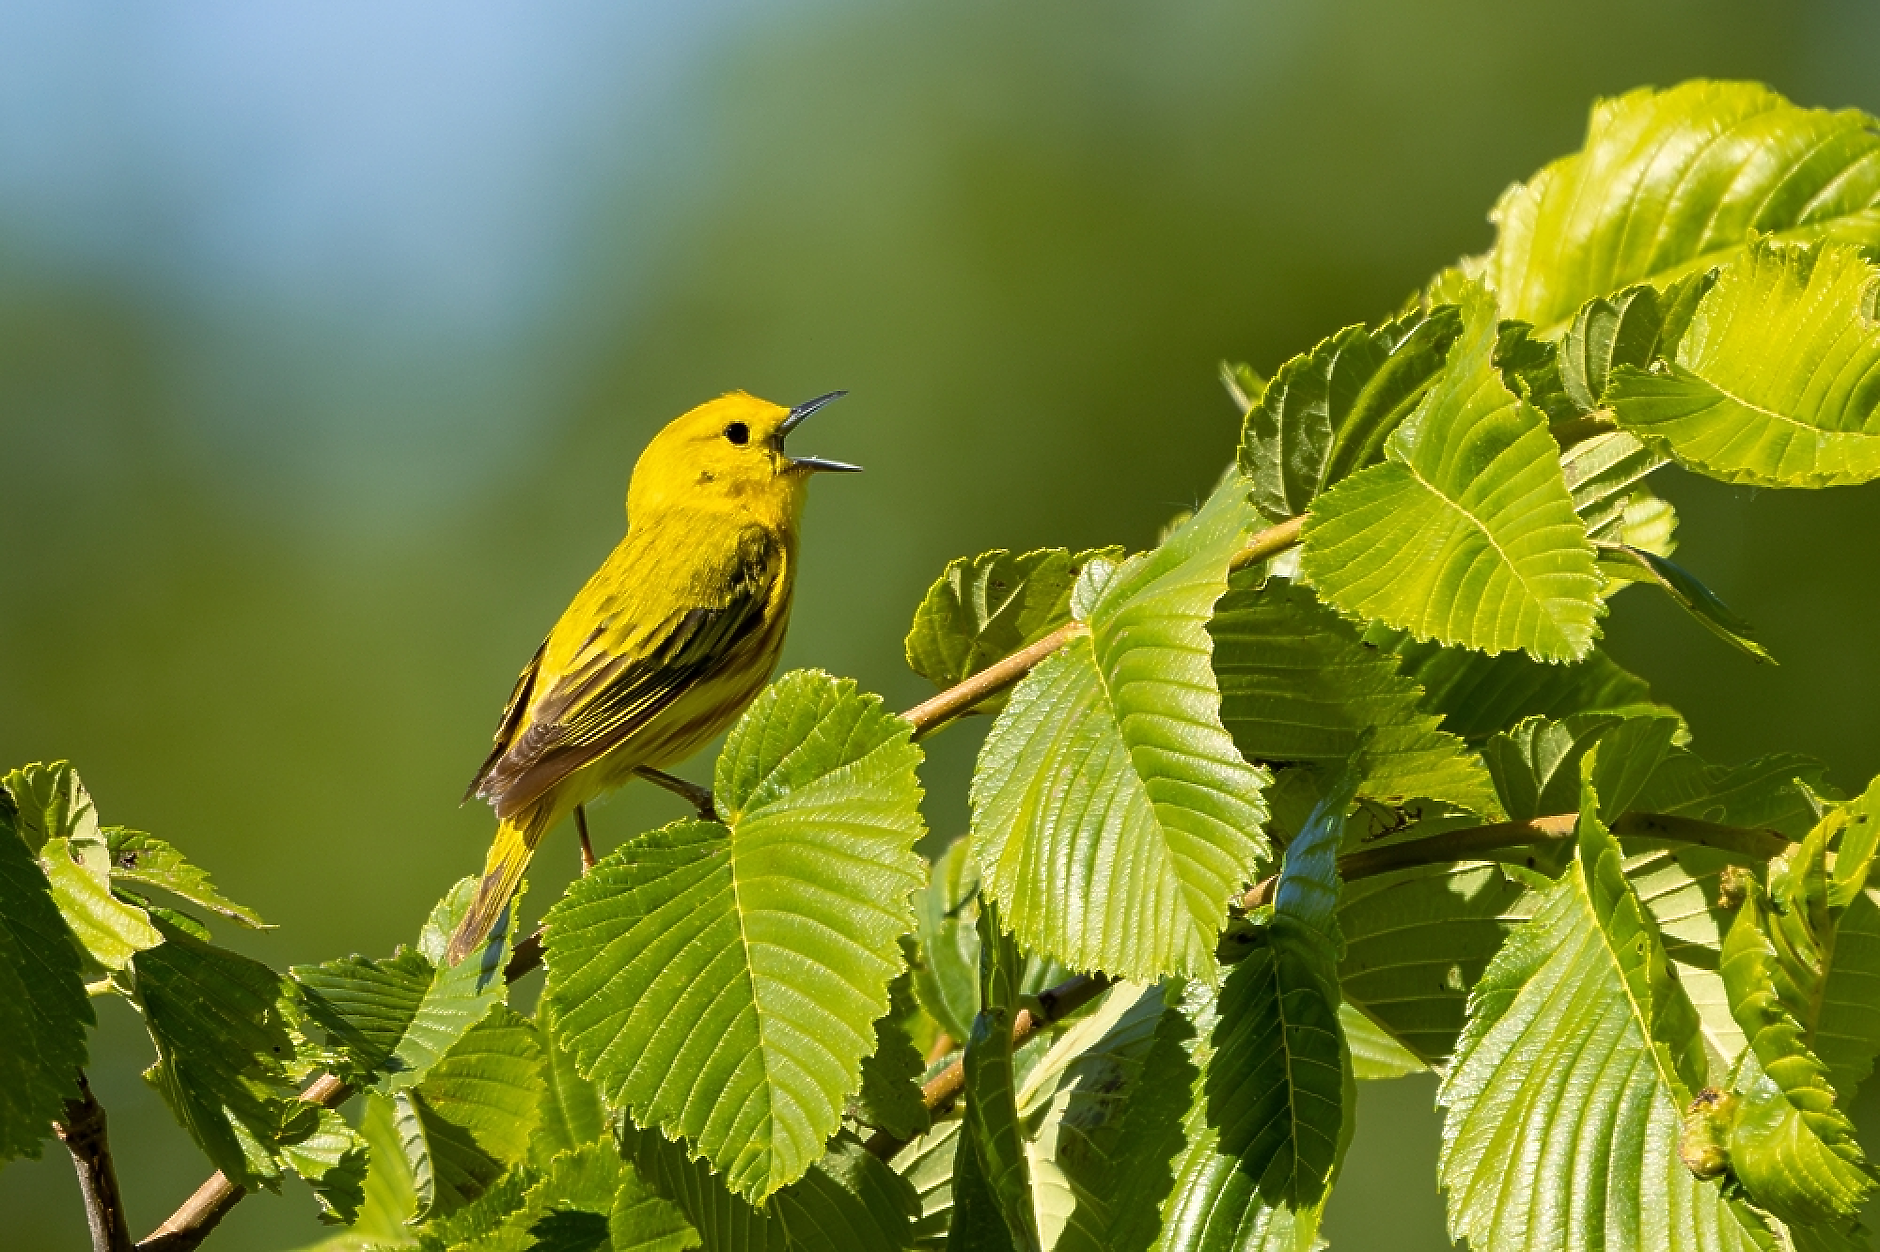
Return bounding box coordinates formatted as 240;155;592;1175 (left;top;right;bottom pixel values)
469;542;779;819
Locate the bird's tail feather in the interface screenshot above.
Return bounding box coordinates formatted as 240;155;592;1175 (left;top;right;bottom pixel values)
446;811;545;965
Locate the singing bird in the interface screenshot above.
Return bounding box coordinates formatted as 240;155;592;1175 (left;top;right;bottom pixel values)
445;390;858;964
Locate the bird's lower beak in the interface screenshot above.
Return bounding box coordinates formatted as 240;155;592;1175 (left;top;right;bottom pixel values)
788;454;863;474
778;390;860;472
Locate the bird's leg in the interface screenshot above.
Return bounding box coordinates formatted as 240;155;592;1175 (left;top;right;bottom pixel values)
635;766;718;822
573;804;597;873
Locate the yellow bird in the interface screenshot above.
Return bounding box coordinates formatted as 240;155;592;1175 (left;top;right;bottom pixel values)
446;390;858;964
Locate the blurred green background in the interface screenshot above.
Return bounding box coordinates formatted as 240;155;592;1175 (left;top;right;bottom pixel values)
5;2;1880;1247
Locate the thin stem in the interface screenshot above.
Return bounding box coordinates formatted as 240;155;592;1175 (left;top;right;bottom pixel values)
1239;809;1790;910
900;514;1306;738
864;972;1112;1161
573;804;596;873
56;1072;132;1252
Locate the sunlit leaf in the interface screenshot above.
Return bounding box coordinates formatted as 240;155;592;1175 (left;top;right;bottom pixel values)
1710;805;1873;1227
1484;80;1880;335
1340;1003;1424;1079
1483;713;1620;822
0;784;92;1163
104;828;268;928
281;1106;372;1225
911;838;981;1044
1631;749;1828;838
1238;305;1463;521
533;1000;607;1169
294;877;518;1092
971;473;1272;982
1439;765;1776;1251
907;548;1122;704
1300;286;1603;661
957;904;1038;1251
398;1005;545;1223
1562;430;1670;546
545;671;927;1203
1109;774;1357;1250
1209;574;1501;815
1609;241;1880;488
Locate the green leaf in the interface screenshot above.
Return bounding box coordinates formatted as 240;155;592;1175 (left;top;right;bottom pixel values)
545;671;927;1203
971;474;1272;982
906;548;1122;700
104;828;268;928
0;786;93;1163
1337;861;1531;1069
1439;766;1775;1252
1299;285;1603;662
1632;749;1828;838
852;973;931;1142
1482;713;1619;822
1109;777;1358;1251
281;1106;372;1225
624;1121;916;1252
1389;633;1661;742
1238;305;1464;522
11;763;164;971
1210;574;1501;815
295;877;519;1092
39;836;163;970
1609;240;1880;488
352;1091;422;1242
1011;983;1166;1251
2;761;104;855
1340;1003;1424;1079
1559;283;1672;411
1484;80;1880;335
1595;545;1774;662
134;920;316;1188
398;1005;545;1222
534;1000;607;1168
1562;429;1671;547
911;838;981;1044
889;1115;962;1249
1493;320;1578;425
1709;802;1875;1227
958;903;1038;1251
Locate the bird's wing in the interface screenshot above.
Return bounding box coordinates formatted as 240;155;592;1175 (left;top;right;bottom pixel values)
471;531;782;819
463;638;547;804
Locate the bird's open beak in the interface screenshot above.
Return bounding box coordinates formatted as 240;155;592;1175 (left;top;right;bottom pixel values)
778;390;862;473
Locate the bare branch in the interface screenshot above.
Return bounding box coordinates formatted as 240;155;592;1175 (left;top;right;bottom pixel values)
56;1072;132;1252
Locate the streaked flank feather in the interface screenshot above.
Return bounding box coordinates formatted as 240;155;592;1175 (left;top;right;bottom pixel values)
446;389;857;963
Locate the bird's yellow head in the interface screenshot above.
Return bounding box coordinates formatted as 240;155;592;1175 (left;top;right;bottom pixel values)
625;390;859;530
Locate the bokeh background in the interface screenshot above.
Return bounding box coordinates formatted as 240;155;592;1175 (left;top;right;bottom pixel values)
5;2;1880;1247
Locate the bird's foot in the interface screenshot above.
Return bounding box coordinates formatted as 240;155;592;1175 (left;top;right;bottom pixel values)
635;766;719;822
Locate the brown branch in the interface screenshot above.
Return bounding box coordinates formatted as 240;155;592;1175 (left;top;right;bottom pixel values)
900;514;1305;738
865;971;1112;1161
57;1072;133;1252
1239;809;1791;911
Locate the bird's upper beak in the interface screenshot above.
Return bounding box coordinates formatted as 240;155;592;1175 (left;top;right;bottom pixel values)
778;390;862;473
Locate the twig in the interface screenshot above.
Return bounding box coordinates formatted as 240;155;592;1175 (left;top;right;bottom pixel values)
900;514;1305;737
1238;809;1790;910
865;971;1112;1161
56;1072;132;1252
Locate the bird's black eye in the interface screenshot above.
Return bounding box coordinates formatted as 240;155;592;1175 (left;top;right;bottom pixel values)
723;421;750;446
